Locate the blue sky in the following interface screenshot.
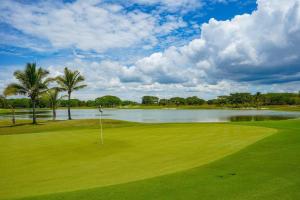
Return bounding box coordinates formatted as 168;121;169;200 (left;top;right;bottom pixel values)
0;0;300;100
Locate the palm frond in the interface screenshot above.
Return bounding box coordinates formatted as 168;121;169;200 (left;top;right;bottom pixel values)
44;77;56;85
73;75;85;85
55;67;86;92
4;83;28;96
73;84;87;91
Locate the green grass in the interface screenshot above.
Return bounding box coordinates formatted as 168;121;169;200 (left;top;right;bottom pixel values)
262;105;300;112
0;119;138;135
0;120;277;200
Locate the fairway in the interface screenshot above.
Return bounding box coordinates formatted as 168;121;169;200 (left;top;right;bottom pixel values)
0;120;275;199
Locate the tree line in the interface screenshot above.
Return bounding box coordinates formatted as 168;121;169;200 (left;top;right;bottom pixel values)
0;96;139;109
141;93;300;107
3;92;300;112
207;92;300;107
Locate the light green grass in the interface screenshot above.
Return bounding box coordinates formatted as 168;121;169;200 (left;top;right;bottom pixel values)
0;120;275;200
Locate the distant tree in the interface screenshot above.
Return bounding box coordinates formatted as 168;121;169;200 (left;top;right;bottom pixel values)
44;88;63;120
159;99;169;106
186;96;206;105
56;67;86;120
142;96;159;105
254;92;263;109
69;99;81;107
207;99;217;105
6;98;31;108
4;63;51;124
169;97;186;106
37;97;49;108
196;92;300;107
215;96;229;106
265;93;297;105
228;93;253;107
86;100;96;107
122;100;138;106
78;100;87;107
95;95;122;107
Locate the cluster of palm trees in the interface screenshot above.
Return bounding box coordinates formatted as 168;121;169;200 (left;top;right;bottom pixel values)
2;63;86;124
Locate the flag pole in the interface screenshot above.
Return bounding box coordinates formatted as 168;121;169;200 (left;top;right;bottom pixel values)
98;105;103;144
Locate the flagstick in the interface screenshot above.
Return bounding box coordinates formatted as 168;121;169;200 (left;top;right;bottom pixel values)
98;106;104;145
100;113;103;144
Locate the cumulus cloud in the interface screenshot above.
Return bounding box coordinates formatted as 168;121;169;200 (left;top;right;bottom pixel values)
0;0;186;52
122;0;300;86
43;58;249;100
201;0;300;83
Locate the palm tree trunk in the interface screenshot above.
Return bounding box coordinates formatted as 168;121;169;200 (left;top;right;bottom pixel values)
68;92;72;120
32;99;37;124
11;107;16;125
52;106;56;120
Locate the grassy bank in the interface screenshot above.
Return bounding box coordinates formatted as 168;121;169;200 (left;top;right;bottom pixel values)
0;120;278;199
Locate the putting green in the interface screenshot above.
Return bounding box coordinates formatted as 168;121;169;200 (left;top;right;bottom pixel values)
0;121;276;199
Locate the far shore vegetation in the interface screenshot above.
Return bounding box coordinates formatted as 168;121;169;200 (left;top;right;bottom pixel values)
2;92;300;111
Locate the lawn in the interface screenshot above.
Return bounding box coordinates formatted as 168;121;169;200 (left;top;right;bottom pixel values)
0;120;278;199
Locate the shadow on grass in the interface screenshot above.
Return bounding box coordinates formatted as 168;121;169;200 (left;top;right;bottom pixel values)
0;121;52;128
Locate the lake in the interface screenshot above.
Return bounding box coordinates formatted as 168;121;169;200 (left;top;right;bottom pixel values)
1;109;300;123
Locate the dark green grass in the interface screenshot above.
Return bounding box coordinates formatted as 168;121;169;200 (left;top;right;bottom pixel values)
0;119;139;135
16;119;300;200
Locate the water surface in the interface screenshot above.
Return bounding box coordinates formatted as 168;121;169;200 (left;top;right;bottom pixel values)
1;109;300;123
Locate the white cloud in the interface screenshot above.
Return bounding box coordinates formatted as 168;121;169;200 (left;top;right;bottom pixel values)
0;0;186;52
124;0;300;86
131;0;203;12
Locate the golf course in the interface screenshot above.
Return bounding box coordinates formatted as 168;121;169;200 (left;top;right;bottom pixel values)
1;118;300;200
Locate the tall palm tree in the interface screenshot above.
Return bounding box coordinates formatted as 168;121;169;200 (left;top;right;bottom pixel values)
254;92;262;109
4;63;50;124
45;88;63;120
56;67;86;120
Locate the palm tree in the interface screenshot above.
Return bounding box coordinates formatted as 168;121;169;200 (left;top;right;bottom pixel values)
56;67;86;120
254;92;262;109
4;63;50;124
45;88;63;120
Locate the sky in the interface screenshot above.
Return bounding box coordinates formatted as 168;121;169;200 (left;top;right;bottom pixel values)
0;0;300;101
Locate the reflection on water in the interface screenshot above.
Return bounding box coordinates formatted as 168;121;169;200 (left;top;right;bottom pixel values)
0;109;300;123
229;115;293;122
1;110;52;119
